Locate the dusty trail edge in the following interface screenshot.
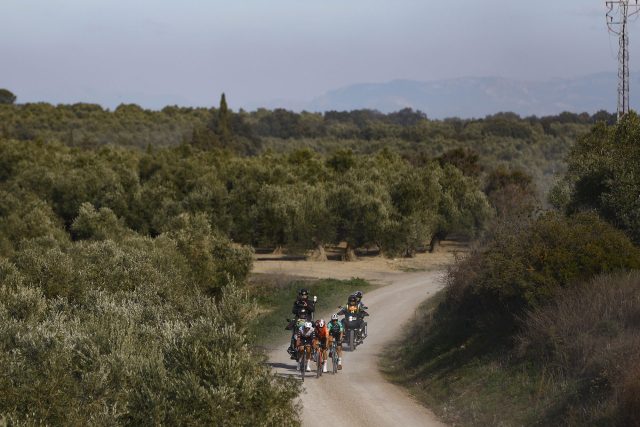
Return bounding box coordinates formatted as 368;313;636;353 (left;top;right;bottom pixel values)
253;254;451;427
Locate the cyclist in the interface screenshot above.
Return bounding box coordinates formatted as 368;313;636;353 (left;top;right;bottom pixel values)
314;319;330;373
295;321;315;372
287;288;316;359
327;313;344;370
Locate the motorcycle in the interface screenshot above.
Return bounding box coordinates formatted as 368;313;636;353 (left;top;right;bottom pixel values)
337;305;369;351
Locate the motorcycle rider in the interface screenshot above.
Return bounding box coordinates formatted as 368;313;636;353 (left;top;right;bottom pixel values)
352;290;368;338
327;313;344;370
314;319;330;373
287;288;316;359
295;321;315;372
339;294;369;344
353;291;367;311
292;288;315;321
343;294;359;314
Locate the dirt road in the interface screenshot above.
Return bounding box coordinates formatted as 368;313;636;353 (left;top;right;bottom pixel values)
255;254;451;427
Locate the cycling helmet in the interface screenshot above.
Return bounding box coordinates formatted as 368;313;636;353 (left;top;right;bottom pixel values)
317;319;325;328
354;291;363;300
298;288;309;298
331;313;339;321
304;321;313;329
348;295;357;304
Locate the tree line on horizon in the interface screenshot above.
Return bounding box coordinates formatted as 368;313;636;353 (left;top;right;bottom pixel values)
0;88;615;198
0;89;613;145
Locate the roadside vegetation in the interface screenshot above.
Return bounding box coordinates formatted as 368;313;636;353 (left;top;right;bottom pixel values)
0;223;301;425
385;112;640;426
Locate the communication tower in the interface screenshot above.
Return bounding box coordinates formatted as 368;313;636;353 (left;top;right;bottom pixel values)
606;0;640;120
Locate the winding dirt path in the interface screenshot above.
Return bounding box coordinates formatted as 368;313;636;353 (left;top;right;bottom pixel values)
254;254;452;427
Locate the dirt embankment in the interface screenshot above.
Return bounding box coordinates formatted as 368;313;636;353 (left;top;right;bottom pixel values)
255;248;460;427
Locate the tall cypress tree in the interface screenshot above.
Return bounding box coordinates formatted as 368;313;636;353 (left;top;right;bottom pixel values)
218;93;231;142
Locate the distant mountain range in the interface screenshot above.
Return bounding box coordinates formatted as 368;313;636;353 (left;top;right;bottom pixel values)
281;72;638;118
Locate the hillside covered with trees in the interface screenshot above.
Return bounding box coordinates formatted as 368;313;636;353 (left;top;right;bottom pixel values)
0;91;494;425
0;89;625;425
387;112;640;426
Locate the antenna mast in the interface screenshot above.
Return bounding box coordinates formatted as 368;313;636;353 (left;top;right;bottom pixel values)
606;0;640;120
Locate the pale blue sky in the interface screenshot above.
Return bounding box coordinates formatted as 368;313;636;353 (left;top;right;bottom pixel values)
0;1;631;109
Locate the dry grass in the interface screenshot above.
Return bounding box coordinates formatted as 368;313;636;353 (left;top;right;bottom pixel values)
620;363;640;427
518;271;640;425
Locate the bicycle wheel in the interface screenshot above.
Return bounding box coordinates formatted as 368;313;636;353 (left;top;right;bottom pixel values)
300;349;306;381
316;348;323;378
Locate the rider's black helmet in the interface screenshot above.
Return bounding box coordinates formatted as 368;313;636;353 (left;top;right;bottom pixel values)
354;291;363;301
298;288;309;299
348;294;357;304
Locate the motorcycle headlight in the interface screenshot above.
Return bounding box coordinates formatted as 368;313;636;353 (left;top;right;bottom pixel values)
348;316;355;321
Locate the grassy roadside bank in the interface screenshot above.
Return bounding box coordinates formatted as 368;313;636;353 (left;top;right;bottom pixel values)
380;291;566;426
382;283;640;426
378;208;640;426
248;274;375;348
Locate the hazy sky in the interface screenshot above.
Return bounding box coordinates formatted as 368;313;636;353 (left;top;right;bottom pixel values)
1;1;634;109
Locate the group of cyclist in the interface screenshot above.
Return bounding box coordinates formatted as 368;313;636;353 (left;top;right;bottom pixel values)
286;288;367;373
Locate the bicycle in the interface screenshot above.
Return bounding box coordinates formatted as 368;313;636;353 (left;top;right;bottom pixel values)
329;339;339;374
315;343;325;378
298;342;313;382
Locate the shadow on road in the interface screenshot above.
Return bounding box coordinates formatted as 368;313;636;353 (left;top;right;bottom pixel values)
267;361;297;370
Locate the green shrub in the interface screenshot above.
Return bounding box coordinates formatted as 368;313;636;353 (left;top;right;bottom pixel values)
71;202;131;241
446;211;640;336
12;240;79;301
164;213;253;295
0;191;69;257
0;271;300;425
11;221;252;304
